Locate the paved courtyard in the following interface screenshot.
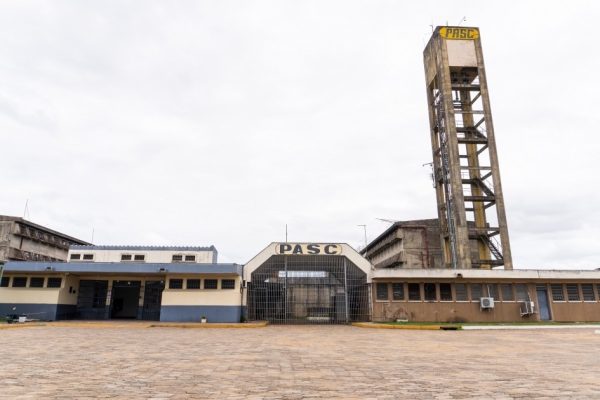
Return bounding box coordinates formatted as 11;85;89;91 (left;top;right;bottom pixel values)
0;325;599;399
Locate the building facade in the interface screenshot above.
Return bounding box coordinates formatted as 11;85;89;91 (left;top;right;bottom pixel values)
0;215;88;263
0;245;242;322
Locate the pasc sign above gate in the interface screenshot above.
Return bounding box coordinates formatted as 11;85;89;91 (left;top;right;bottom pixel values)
276;243;342;256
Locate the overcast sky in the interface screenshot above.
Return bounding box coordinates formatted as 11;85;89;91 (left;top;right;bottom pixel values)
1;1;599;268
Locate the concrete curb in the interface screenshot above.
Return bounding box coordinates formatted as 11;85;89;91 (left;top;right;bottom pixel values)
0;323;46;330
352;322;459;330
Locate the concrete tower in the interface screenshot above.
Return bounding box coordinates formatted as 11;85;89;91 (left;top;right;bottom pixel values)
423;26;512;270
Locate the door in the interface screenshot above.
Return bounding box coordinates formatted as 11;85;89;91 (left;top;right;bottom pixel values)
536;287;552;321
142;281;164;321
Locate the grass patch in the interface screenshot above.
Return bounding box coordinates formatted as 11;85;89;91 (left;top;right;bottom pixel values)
382;321;600;326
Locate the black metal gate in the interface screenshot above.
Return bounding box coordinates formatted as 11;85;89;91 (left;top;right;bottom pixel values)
247;255;370;324
76;280;109;320
142;280;164;321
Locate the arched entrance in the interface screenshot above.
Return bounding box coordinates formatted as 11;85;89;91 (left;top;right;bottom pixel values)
247;255;370;324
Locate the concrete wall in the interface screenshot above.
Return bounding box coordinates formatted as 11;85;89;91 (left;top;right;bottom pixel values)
372;279;600;323
160;275;241;322
0;274;73;320
67;249;216;264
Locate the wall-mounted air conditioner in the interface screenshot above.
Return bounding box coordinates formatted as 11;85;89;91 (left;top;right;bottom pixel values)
480;297;494;309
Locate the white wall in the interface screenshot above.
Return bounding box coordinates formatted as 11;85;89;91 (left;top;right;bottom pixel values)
67;249;216;264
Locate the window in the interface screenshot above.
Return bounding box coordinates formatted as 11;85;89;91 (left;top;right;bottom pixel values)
439;283;452;301
424;283;437;301
376;283;389;300
551;284;564;301
408;283;421;301
566;284;580;301
186;279;201;289
1;277;9;287
70;253;81;260
221;279;235;290
581;284;596;301
455;283;468;301
515;284;529;301
82;254;94;261
47;277;62;288
470;284;482;301
169;279;183;289
30;277;44;288
121;254;132;261
392;283;404;301
204;279;218;289
501;284;514;301
172;255;183;262
487;284;499;300
185;255;196;262
134;254;145;261
12;277;27;287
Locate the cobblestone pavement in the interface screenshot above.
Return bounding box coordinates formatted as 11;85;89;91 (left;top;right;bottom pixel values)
0;325;599;399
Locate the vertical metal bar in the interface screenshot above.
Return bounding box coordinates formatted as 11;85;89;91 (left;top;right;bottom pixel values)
343;257;349;323
284;255;288;323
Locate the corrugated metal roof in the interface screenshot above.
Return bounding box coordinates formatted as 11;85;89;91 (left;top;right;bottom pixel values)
4;261;241;275
69;245;216;251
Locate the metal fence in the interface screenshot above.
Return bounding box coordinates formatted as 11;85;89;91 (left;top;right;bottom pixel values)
247;255;370;324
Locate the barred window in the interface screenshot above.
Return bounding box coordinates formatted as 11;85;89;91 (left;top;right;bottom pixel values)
169;279;183;289
581;284;596;301
501;284;514;301
172;254;183;262
204;279;218;289
29;277;44;288
47;277;62;288
121;254;132;261
551;284;564;301
408;283;421;301
376;283;389;300
70;253;81;260
82;254;94;260
515;284;529;301
392;283;404;301
134;254;145;261
1;277;10;287
566;284;580;301
455;283;468;301
487;284;499;300
424;283;437;301
186;279;201;289
221;279;236;290
439;283;452;301
470;284;482;301
185;255;196;262
12;277;27;287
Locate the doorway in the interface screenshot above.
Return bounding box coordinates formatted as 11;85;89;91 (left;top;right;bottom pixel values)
142;281;164;321
536;286;552;321
110;281;141;319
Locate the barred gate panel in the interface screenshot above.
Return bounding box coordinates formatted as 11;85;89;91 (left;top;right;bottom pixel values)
248;255;370;324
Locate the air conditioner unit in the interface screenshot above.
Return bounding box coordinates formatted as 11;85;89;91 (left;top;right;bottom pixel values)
519;301;535;316
480;297;495;309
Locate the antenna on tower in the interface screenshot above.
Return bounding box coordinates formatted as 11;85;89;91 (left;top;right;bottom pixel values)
23;199;30;219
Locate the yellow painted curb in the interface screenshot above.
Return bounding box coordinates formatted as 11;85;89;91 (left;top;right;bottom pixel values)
352;322;458;330
149;322;269;329
0;323;46;330
48;322;152;329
